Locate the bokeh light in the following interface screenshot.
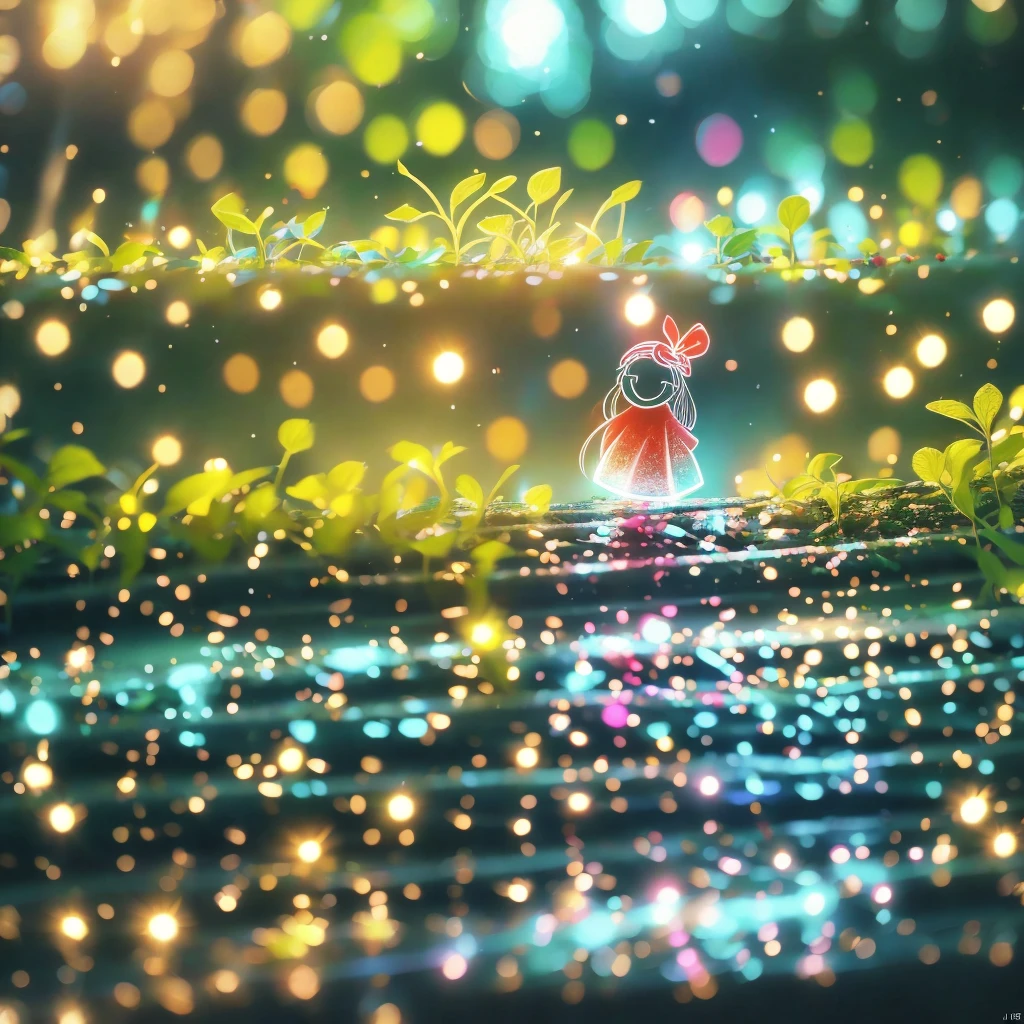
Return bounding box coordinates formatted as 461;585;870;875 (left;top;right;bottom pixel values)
486;416;528;460
147;912;179;942
781;317;814;353
883;366;915;399
981;297;1015;333
548;359;588;398
915;333;947;367
112;351;146;389
360;366;396;403
152;435;182;467
316;324;349;359
624;293;655;325
568;119;614;171
364;114;409;164
416;102;466;157
433;351;465;384
804;378;837;413
696;113;743;167
36;319;70;356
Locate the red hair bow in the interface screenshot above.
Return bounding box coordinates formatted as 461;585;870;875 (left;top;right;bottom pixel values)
619;316;710;377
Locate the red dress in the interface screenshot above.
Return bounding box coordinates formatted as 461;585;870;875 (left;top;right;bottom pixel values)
593;403;703;500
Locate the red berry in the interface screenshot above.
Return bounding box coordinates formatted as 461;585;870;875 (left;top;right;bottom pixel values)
936;253;946;261
871;255;885;267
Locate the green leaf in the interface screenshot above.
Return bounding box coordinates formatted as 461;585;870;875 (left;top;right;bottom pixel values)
327;460;365;492
83;230;110;257
777;195;810;235
523;484;552;513
303;209;326;237
912;447;945;484
456;474;484;507
450;173;486;215
857;238;877;256
385;203;432;223
211;194;257;234
243;482;280;521
389;441;434;474
471;539;515;572
528;167;561;206
485;464;520;506
608;180;641;205
704;215;734;238
550;189;574;222
782;474;821;501
477;214;514;237
285;473;329;505
623;240;652;263
944;438;983;486
603;237;624;264
807;453;842;481
926;400;980;431
722;228;758;257
110;241;161;270
981;527;1024;566
842;478;902;495
161;468;233;517
227;466;274;492
435;442;466;468
411;533;457;559
0;246;31;266
47;445;106;490
278;419;315;454
972;383;1003;434
489;175;517;195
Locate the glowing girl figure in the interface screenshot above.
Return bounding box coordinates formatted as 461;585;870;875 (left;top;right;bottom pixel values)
580;316;710;501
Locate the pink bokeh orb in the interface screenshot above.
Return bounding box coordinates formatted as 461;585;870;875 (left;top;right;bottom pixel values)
602;703;629;728
696;113;743;167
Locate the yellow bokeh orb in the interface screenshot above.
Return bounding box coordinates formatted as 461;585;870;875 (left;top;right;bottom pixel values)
316;323;349;359
486;416;528;461
982;297;1015;334
112;350;146;389
185;133;223;181
152;435;182;467
167;225;191;250
223;353;260;394
49;803;76;833
624;293;655;326
548;359;588;399
61;914;88;940
898;220;924;247
313;79;364;136
950;176;982;220
830;117;873;167
240;88;288;137
387;793;415;821
279;369;314;409
128;98;175;149
136;155;170;196
278;746;304;772
342;13;401;86
364;114;409;164
883;366;915;399
287;964;320;1000
515;747;538;769
473;109;521;161
259;288;282;311
804;378;837;414
781;316;814;353
23;761;53;789
415;102;466;157
284;144;328;198
238;11;292;67
148;49;194;97
360;365;396;402
867;426;901;463
147;912;179;942
43;28;87;69
993;831;1017;857
899;153;943;207
960;794;988;824
165;300;190;326
915;333;947;367
433;351;464;384
36;319;70;356
566;792;591;813
296;839;321;864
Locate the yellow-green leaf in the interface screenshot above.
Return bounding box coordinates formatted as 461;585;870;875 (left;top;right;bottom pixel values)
328;492;355;517
161;468;233;517
704;215;734;238
389;441;434;474
911;447;945;484
926;399;980;430
286;473;329;505
138;511;157;533
278;419;315;454
244;482;279;520
211;193;257;234
386;203;431;223
777;195;811;235
973;383;1003;434
456;474;483;507
608;180;641;205
477;214;514;237
303;209;326;237
84;230;109;257
450;173;486;215
435;442;466;468
528;167;561;205
119;493;138;515
47;445;106;490
327;460;365;493
523;483;552;513
807;453;842;481
489;175;517;195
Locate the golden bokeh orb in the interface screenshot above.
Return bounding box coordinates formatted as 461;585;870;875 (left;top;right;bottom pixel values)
185;133;223;181
803;378;837;414
781;316;814;353
151;435;182;467
883;366;915;399
415;102;465;157
433;351;465;384
387;793;415;822
316;323;349;359
167;225;191;250
36;319;71;357
982;297;1015;334
473;109;521;161
915;333;947;367
147;912;179;942
993;831;1017;857
485;416;528;461
112;351;146;389
49;803;76;833
548;359;588;399
223;353;260;394
277;746;304;773
566;792;591;813
296;839;322;864
360;365;396;403
960;794;988;824
23;761;53;790
60;914;88;941
240;88;288;137
165;300;190;326
313;80;364;136
279;369;314;408
623;293;655;326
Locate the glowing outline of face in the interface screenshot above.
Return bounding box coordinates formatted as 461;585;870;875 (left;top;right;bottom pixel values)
620;360;679;409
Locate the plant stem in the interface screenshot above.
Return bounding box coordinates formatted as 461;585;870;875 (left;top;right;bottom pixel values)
986;434;1005;522
617;203;625;241
274;452;291;491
